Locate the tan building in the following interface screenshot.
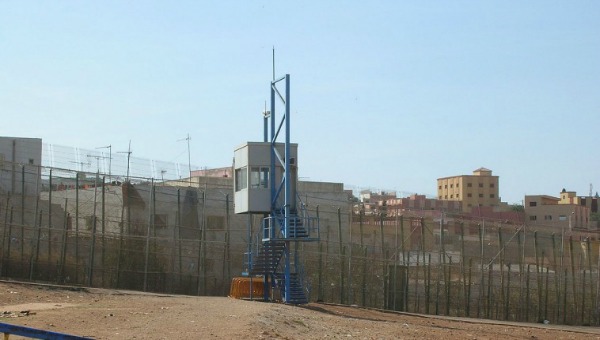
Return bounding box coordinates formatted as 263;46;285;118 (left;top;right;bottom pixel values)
524;193;591;230
437;167;500;213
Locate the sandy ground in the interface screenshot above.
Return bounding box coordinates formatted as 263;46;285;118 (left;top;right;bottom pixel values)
1;280;599;339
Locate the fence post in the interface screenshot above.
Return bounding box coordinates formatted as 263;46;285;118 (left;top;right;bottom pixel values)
362;246;367;307
478;222;485;318
88;173;99;287
486;264;492;319
177;189;182;288
526;263;531;322
59;199;68;283
446;257;451;316
505;263;511;320
569;236;577;320
563;269;568;324
225;193;231;295
467;258;473;317
5;207;14;277
338;208;344;304
460;223;467;316
517;227;524;321
545;267;550;322
426;253;431;314
498;227;505;320
551;233;560;322
1;195;11;276
581;269;586;325
586;237;593;325
101;176;106;287
75;175;80;283
48;169;52;275
534;231;542;321
30;210;42;280
143;179;154;292
379;214;386;309
20;166;25;227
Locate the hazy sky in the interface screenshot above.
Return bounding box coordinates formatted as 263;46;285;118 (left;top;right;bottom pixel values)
1;1;599;204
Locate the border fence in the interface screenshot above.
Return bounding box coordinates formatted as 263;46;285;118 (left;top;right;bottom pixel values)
1;161;600;326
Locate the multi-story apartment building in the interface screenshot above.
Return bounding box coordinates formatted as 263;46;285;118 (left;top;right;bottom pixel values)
437;167;500;213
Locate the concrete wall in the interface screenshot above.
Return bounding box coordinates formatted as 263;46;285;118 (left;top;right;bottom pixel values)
0;136;42;196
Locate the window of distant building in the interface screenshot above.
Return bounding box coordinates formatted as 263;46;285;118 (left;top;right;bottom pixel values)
490;194;495;198
529;202;537;207
450;184;453;188
450;195;453;198
438;185;442;189
490;183;495;188
544;215;552;220
445;185;447;189
444;195;448;199
439;196;442;199
479;183;483;188
456;194;460;198
530;215;537;221
559;215;567;221
467;193;472;198
467;183;472;188
479;194;484;198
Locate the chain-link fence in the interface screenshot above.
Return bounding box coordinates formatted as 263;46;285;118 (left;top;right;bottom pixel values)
1;161;599;326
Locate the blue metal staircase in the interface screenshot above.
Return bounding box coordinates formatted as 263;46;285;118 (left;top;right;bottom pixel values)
244;206;317;304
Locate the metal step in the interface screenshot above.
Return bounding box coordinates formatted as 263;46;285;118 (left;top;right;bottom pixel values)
248;240;285;275
276;272;308;304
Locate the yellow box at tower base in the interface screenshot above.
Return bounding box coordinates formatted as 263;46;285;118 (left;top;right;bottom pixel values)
229;277;265;299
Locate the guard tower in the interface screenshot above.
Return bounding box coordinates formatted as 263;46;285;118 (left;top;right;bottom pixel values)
233;74;319;304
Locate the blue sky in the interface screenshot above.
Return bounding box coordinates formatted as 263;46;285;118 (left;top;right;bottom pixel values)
1;1;599;204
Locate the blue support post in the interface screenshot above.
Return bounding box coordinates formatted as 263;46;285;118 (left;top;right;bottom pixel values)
283;75;291;302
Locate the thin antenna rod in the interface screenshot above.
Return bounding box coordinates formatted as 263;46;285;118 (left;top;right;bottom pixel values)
272;46;275;81
117;141;132;182
96;145;112;184
187;133;191;186
178;134;192;186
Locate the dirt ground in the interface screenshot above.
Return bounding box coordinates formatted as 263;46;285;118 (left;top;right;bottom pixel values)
1;280;599;339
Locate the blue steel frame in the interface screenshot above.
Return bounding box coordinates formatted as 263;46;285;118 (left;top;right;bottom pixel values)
268;74;292;303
